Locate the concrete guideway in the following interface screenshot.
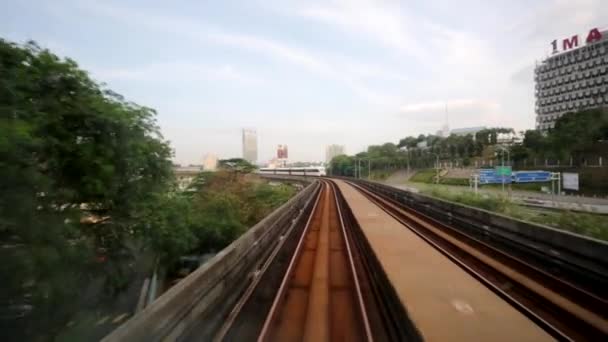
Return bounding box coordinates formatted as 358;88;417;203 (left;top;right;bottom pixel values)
342;179;608;340
334;179;554;342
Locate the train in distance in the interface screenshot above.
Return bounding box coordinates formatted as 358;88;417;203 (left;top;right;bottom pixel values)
258;166;326;176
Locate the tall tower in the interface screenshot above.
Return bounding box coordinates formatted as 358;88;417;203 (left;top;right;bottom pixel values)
440;102;450;137
325;144;345;163
242;129;258;164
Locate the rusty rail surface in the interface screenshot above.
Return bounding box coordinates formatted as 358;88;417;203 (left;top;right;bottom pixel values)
257;180;372;342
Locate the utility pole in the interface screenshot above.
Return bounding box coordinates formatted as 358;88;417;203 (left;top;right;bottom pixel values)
436;155;439;184
501;150;505;192
432;152;440;184
368;159;371;180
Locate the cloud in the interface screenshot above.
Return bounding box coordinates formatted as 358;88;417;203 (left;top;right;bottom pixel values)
297;0;430;61
510;63;534;84
400;99;499;113
203;31;404;105
91;62;262;85
72;0;402;105
208;31;331;75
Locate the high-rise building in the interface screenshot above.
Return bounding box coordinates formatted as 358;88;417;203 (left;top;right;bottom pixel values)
202;153;218;171
242;129;258;164
277;145;288;159
325;144;345;163
534;27;608;131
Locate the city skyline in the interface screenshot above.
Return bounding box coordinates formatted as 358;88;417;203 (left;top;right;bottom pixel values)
2;0;607;163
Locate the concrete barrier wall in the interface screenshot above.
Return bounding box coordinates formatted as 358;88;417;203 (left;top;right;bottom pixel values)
102;181;321;341
259;174;316;184
350;178;608;268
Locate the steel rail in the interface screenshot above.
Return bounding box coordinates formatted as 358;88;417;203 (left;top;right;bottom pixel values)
257;180;373;342
211;181;324;341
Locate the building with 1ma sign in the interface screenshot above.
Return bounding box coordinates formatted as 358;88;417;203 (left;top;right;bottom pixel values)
534;27;608;131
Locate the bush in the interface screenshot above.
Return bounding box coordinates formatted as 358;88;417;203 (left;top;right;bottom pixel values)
427;188;509;212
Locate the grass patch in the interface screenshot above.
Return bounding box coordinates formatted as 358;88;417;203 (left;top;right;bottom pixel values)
425;187;510;212
410;170;472;187
482;182;545;192
410;169;437;183
528;211;608;241
369;170;391;180
420;186;608;241
440;177;469;186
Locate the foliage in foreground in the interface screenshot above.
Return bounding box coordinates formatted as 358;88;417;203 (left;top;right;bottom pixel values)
154;171;297;262
0;39;174;338
0;39;297;340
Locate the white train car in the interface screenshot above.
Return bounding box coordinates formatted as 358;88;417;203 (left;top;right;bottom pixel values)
258;167;326;177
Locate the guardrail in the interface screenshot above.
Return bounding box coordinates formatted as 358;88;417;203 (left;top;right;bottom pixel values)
102;180;321;341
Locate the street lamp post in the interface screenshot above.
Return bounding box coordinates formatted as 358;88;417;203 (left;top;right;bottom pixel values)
501;149;505;192
431;152;440;184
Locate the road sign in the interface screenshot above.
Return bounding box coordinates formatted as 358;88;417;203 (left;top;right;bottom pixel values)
512;171;551;183
478;169;511;184
563;172;579;190
495;166;512;176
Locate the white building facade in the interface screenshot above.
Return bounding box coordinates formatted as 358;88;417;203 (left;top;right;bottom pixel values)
325;144;345;163
242;129;258;164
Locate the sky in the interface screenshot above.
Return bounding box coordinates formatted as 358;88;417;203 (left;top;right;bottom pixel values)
1;0;607;164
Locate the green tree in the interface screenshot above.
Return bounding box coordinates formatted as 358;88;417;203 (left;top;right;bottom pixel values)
0;39;174;338
218;158;257;173
397;136;418;148
523;129;546;153
329;154;354;176
549;109;608;157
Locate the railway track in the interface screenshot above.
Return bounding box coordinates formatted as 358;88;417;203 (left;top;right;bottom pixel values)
348;180;608;341
257;180;372;341
213;180;417;341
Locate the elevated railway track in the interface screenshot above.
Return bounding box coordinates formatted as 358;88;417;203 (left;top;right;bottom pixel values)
103;177;607;342
347;180;607;341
